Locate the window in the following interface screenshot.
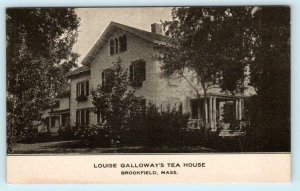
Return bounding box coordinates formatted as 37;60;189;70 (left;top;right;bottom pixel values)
102;68;114;92
114;38;119;54
119;35;127;52
51;116;59;128
61;114;70;127
96;112;102;124
76;109;90;125
110;35;127;56
130;60;146;87
110;39;114;55
76;81;89;101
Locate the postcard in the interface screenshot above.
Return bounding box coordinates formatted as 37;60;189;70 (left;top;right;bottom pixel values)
6;6;291;183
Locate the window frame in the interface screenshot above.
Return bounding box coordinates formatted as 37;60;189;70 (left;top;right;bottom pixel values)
96;112;102;124
102;68;114;92
76;81;89;101
110;34;127;56
130;59;146;87
76;109;90;125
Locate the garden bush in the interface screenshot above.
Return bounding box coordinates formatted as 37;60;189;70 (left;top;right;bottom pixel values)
57;126;76;140
132;103;189;147
73;123;110;147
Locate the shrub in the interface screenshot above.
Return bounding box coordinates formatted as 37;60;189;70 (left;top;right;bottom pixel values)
141;103;189;147
7;114;17;153
58;126;75;140
73;123;110;147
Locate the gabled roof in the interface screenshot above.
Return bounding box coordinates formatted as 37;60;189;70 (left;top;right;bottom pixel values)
113;22;168;43
81;21;168;66
65;65;90;78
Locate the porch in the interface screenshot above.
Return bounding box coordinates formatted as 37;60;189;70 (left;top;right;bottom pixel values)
47;109;70;135
187;94;245;134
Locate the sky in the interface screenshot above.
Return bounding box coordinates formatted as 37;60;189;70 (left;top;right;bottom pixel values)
72;8;173;64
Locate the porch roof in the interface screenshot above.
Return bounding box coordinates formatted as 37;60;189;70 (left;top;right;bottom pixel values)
65;65;90;78
49;109;70;115
194;93;245;100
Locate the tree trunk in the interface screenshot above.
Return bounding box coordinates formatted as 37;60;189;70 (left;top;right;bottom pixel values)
47;108;52;138
196;93;205;146
196;93;201;122
203;89;208;144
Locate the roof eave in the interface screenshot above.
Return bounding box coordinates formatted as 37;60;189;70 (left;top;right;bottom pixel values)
81;21;167;66
65;69;90;79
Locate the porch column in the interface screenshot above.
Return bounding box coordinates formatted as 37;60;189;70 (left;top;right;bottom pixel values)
239;99;243;120
212;97;217;131
49;113;52;129
59;114;63;129
235;99;239;120
204;98;208;124
209;97;213;129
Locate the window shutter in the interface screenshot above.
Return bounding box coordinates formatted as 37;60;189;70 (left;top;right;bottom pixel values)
119;35;127;52
86;81;89;96
140;61;146;81
76;83;79;97
129;64;133;82
80;82;84;96
106;69;114;88
119;36;123;51
115;38;119;54
76;110;79;124
102;68;114;91
110;40;114;55
86;110;90;124
123;35;127;51
80;110;84;124
133;61;146;87
102;71;105;87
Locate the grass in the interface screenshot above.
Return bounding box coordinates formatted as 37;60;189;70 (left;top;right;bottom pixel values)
10;140;216;154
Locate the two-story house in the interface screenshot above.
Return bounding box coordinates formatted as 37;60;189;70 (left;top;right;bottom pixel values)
44;21;247;134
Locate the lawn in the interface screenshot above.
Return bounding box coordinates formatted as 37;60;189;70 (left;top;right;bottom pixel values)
10;140;216;154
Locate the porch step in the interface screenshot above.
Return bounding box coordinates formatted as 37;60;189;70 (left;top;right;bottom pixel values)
219;129;245;137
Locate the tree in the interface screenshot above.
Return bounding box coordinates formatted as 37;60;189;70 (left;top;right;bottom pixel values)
246;7;290;151
6;8;80;149
160;7;253;138
91;58;143;144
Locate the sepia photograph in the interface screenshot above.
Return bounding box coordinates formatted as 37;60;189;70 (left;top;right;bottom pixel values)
6;6;290;155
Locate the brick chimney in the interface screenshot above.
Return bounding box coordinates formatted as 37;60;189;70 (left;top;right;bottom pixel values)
151;23;163;35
